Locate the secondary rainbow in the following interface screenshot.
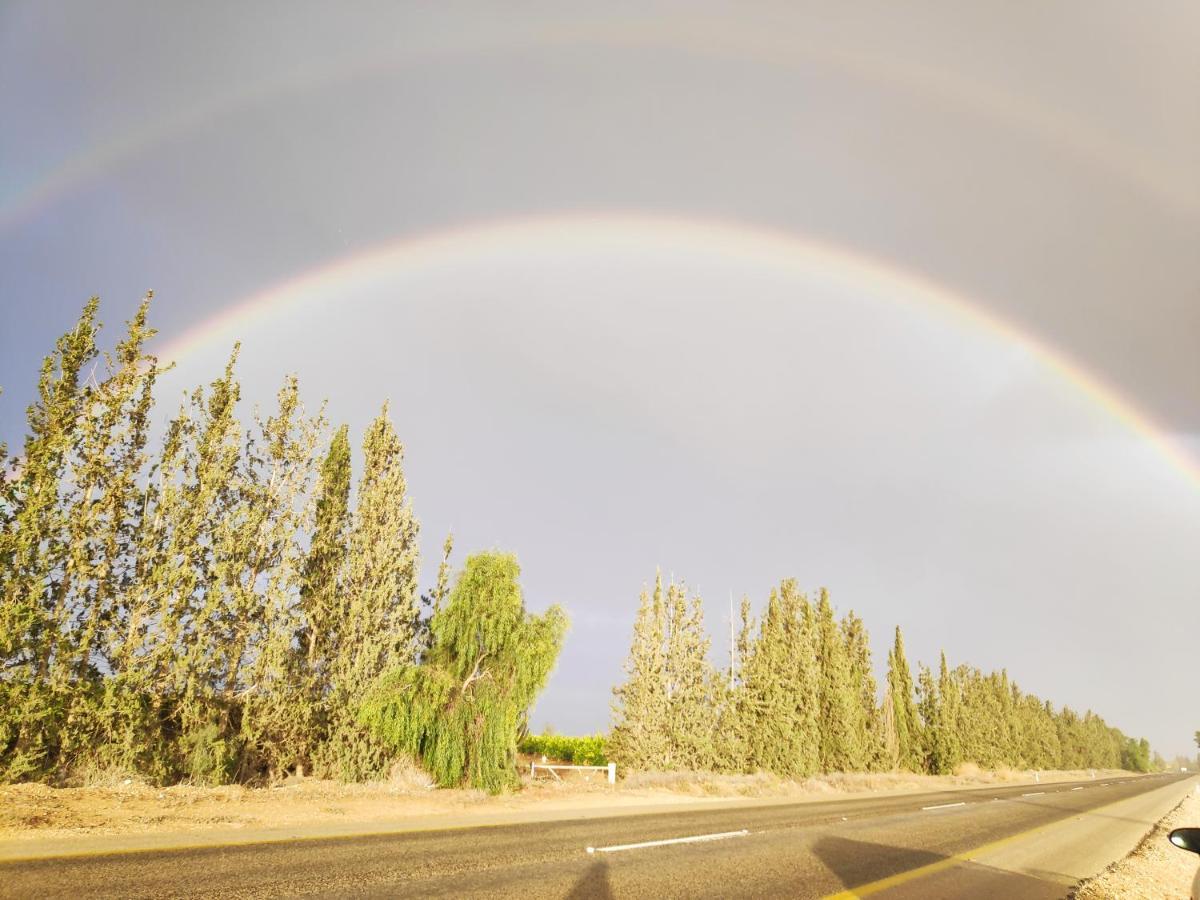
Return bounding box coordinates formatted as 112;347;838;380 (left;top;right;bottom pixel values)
156;211;1200;491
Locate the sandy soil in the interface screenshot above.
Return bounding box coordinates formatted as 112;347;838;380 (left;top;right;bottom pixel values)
1074;784;1200;900
0;764;1134;844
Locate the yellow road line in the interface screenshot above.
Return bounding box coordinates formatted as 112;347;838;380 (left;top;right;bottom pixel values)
821;783;1174;899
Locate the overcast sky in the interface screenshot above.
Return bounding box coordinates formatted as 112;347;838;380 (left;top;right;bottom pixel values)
2;2;1197;756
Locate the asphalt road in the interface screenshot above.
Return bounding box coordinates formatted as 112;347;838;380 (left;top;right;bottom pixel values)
2;774;1191;899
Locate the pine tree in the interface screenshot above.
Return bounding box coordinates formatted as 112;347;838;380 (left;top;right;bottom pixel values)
886;627;922;773
609;573;669;771
320;404;420;780
360;552;567;792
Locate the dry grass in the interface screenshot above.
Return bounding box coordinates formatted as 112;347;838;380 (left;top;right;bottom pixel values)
615;766;1130;799
0;764;1139;842
1074;785;1200;900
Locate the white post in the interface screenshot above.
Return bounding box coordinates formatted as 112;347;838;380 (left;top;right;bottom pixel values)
607;762;616;784
530;761;535;777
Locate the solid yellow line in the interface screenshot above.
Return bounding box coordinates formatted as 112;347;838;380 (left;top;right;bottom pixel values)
821;780;1169;899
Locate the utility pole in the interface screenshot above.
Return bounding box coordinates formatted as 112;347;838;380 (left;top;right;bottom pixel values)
729;591;736;689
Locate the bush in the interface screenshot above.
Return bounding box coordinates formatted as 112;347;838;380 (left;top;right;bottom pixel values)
519;734;608;766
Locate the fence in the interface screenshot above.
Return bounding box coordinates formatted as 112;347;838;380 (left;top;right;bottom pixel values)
530;760;617;784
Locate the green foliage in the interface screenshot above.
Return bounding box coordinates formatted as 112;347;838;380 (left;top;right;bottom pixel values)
182;723;238;786
610;575;718;772
519;734;608;766
360;552;567;793
1;298;507;788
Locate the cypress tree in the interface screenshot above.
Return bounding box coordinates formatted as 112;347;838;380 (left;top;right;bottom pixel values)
321;404;420;779
933;651;962;773
842;611;883;771
236;377;323;780
815;589;860;772
61;297;162;771
739;580;819;778
886;627;922;772
663;583;716;770
610;573;670;771
299;424;352;716
0;299;100;780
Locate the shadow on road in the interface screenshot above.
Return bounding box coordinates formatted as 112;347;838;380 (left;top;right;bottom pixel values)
810;834;1067;898
812;833;944;887
564;859;614;899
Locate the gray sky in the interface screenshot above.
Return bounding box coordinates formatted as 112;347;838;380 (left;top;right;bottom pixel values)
2;2;1197;756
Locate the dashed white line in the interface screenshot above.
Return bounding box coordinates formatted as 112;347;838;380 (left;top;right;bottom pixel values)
1071;787;1084;791
1021;792;1045;797
585;829;750;854
921;801;966;811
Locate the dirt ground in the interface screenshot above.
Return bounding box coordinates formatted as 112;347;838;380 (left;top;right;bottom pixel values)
1074;784;1200;900
0;764;1135;843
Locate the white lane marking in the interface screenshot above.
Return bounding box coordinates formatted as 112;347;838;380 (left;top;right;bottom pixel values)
1071;787;1084;791
1100;783;1110;786
921;802;966;811
585;829;750;854
1021;792;1045;797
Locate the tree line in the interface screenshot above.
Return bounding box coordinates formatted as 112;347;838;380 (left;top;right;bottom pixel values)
610;574;1153;775
0;297;565;790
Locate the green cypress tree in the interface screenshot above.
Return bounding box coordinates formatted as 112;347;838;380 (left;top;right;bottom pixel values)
886;627;922;772
663;583;716;770
236;377;323;780
299;423;352;738
815;589;860;772
609;573;670;771
915;662;939;773
842;611;883;771
360;552;567;792
0;299;100;780
739;580;819;778
320;404;420;780
60;297;163;772
934;651;963;773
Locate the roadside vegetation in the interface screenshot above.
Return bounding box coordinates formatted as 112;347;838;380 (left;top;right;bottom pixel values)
0;297;1155;798
609;574;1155;777
0;297;565;792
519;734;608;766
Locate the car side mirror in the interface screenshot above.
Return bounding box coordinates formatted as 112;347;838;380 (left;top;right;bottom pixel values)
1169;828;1200;854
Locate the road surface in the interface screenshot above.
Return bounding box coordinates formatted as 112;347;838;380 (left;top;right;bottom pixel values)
2;773;1193;898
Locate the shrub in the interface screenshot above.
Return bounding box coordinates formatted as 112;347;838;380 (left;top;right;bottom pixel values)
519;734;608;766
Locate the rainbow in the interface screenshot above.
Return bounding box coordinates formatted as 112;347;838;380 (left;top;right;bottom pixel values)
4;19;1193;231
156;211;1200;491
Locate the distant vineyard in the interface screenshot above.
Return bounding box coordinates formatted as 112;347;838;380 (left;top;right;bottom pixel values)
519;734;608;766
